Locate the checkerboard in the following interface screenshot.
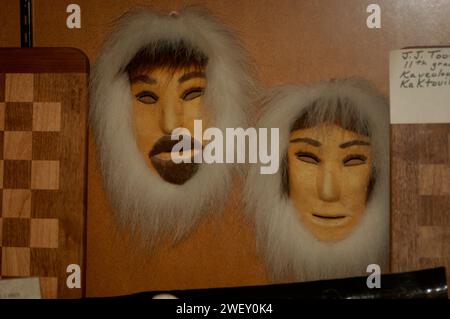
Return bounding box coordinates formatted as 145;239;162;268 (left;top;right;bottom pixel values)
0;48;88;298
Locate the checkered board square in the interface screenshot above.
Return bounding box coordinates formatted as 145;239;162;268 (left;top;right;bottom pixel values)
0;70;87;299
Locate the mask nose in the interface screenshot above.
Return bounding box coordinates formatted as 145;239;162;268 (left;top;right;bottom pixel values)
160;98;183;134
317;163;340;202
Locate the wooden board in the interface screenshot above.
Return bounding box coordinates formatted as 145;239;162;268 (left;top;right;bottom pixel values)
0;48;89;298
391;123;450;293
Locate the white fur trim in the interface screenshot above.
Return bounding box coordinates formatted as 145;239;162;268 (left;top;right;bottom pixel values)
244;79;390;282
90;8;256;246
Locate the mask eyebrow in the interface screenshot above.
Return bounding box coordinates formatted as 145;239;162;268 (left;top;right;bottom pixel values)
289;137;321;147
130;75;157;85
339;140;371;148
178;71;206;83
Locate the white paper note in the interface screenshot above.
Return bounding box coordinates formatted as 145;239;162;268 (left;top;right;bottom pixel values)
389;47;450;124
0;277;42;299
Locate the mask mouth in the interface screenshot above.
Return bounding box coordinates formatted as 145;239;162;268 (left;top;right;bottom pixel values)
148;135;203;185
312;213;347;220
149;135;202;157
310;212;349;227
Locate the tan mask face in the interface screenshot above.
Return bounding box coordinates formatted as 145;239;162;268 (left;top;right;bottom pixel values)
131;66;207;184
287;123;373;242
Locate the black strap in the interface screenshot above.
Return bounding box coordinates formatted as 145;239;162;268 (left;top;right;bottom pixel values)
20;0;33;48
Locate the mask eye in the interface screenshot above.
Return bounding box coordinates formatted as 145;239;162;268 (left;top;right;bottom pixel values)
136;91;158;104
343;154;367;166
182;87;204;101
295;151;320;164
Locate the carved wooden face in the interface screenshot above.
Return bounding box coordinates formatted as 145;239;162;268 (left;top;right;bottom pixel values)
287;123;373;242
131;66;207;184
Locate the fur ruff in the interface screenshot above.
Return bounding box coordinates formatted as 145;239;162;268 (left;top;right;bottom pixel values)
244;79;390;282
90;7;257;246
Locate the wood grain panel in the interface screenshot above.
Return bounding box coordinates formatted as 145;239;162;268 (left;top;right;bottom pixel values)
32;103;61;132
416;227;450;258
0;74;5;102
418;165;450;196
4;74;33;102
39;277;58;299
30;219;59;249
31;161;60;190
4;103;32;131
30;190;62;219
32;132;61;160
1;247;30;277
3;160;31;189
391;123;450;292
0;49;89;73
4;132;32;160
2;189;31;218
2;218;30;247
30;248;59;277
418;196;450;226
0;103;5;130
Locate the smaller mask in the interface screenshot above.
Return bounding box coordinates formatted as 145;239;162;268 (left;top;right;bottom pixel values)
245;79;389;282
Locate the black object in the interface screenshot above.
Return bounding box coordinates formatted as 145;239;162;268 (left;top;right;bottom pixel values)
123;267;447;299
20;0;33;48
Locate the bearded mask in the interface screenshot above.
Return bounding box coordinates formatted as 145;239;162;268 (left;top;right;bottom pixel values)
90;8;256;246
244;79;389;282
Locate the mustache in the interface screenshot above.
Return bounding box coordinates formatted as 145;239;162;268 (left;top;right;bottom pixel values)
149;135;203;158
148;135;202;185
